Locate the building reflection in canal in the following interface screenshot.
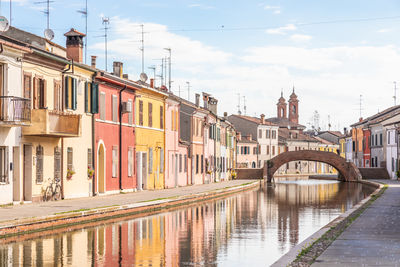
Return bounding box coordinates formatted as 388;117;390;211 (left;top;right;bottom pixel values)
0;180;375;266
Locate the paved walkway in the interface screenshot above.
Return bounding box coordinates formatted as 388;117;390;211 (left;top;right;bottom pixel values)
313;180;400;267
0;180;256;224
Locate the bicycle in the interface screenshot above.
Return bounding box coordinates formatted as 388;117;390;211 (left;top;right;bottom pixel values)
44;178;62;201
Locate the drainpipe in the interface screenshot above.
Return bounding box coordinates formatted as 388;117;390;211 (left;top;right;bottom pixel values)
92;72;97;196
119;85;127;191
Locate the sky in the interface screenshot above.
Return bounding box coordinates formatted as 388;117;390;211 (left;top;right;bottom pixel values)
3;0;400;131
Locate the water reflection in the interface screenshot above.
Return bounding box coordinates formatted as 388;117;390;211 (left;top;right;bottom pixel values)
0;181;375;266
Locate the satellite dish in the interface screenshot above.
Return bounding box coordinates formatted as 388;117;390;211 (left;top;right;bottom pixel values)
44;28;55;41
140;72;148;82
0;16;10;32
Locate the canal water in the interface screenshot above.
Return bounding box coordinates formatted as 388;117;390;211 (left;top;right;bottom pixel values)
0;180;375;266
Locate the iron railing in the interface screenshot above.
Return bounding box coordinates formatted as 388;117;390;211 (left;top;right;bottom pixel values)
0;96;31;124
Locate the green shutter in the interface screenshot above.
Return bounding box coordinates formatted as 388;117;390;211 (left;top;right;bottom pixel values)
92;83;99;114
72;78;77;110
65;76;69;109
84;82;88;113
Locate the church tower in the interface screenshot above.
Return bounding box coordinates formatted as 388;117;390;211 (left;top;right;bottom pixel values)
288;87;299;124
277;91;287;119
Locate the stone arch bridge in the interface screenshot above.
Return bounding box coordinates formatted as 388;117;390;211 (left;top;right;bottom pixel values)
265;150;362;182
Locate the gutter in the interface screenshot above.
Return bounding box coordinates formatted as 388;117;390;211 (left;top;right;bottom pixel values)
119;85;127;191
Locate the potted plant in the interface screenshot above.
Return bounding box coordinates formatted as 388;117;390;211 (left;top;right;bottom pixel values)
88;165;95;179
231;170;237;179
67;168;76;179
396;169;400;180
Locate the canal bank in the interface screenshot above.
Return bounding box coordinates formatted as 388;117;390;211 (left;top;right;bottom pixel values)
272;179;384;267
0;180;259;239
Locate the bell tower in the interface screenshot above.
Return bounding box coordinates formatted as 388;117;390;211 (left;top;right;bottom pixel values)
277;91;287;119
288;87;299;124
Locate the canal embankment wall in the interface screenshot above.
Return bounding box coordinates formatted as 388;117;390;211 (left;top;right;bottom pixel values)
271;179;383;267
0;180;260;239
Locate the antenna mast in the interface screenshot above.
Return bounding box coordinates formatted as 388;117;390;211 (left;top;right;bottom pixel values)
186;82;191;101
148;65;156;81
102;17;110;71
9;0;11;26
164;48;171;91
394;81;397;106
34;0;54;30
242;96;247;115
237;93;241;115
139;24;145;73
77;0;88;64
359;94;363;119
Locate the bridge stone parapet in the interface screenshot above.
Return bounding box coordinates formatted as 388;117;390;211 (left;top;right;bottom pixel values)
266;150;362;182
234;168;263;180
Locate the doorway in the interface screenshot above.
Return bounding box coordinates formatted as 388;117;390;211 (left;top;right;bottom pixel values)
23;144;32;201
98;144;105;194
12;146;20;202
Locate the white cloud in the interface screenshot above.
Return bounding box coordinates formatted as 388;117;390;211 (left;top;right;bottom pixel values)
188;3;215;9
264;5;281;14
378;28;392;33
266;24;296;35
290;34;312;42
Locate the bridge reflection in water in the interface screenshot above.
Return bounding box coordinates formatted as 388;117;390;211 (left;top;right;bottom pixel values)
0;180;375;266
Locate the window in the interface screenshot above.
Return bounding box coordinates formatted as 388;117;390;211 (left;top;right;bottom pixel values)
179;154;182;173
267;145;270;155
184;155;187;172
259;129;262;138
112;147;118;177
171;110;175;130
64;76;77;110
196;155;199;174
85;82;99;114
128;147;133;177
148;103;153;127
272;146;275;156
392;157;395;172
0;147;9;184
67;147;73;174
54;147;61;180
36;145;44;183
128;99;133;125
100;92;106;120
112;95;118;122
33;77;47;109
266;130;270;138
160;148;164;173
148;148;153;174
388;132;391;145
272;130;276;139
201;155;204;173
160;106;164;129
380;133;383;146
139;100;143;126
53;80;62;111
23;72;32;100
175;111;179;131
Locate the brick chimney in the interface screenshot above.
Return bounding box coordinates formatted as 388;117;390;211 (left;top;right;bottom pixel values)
237;132;242;141
150;78;154;88
91;56;97;68
64;28;86;63
260;114;265;124
208;97;218;115
202;92;210;109
247;134;252;141
113;62;123;78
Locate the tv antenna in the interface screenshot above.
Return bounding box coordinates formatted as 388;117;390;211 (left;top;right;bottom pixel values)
148;65;156;81
237;93;241;115
359;94;363;119
77;0;88;64
328;115;331;130
394;81;397;106
102;17;110;71
0;15;10;32
34;0;55;32
164;48;171;91
242;96;247;115
186;81;191;101
139;24;145;73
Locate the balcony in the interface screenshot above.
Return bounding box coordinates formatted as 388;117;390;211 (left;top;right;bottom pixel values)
23;109;81;137
0;96;31;126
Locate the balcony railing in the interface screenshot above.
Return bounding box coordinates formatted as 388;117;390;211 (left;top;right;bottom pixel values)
23;109;81;137
0;96;31;126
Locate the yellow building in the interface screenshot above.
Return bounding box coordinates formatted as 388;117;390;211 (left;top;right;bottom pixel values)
339;137;346;158
315;137;339;174
135;83;167;190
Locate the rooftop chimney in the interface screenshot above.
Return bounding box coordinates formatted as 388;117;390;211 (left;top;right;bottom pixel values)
150;78;154;88
223;112;228;118
247;134;252;141
359;117;363;122
64;28;86;63
202;92;210;109
208;97;218;114
195;93;200;107
237;132;242;141
113;62;123;78
123;74;129;79
91;56;97;68
260;114;265;124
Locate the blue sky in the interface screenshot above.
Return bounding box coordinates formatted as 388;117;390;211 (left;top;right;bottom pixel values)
5;0;400;130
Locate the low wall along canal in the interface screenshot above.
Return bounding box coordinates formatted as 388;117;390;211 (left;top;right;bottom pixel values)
0;178;376;266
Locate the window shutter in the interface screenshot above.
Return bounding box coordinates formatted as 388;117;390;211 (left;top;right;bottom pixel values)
73;78;77;110
5;147;8;184
84;82;88;113
139;100;143;126
148;103;153;127
64;76;69;109
128;99;133;125
42;80;47;108
160;106;164;129
54;146;61;180
99;93;106;120
160;148;164;173
32;77;37;109
112;95;118;122
92;83;99;114
148;148;153;174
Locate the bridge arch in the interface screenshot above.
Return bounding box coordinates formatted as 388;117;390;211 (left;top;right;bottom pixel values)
266;150;361;182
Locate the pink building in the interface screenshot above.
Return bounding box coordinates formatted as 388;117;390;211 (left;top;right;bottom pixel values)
165;96;189;188
204;112;216;183
236;133;258;168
